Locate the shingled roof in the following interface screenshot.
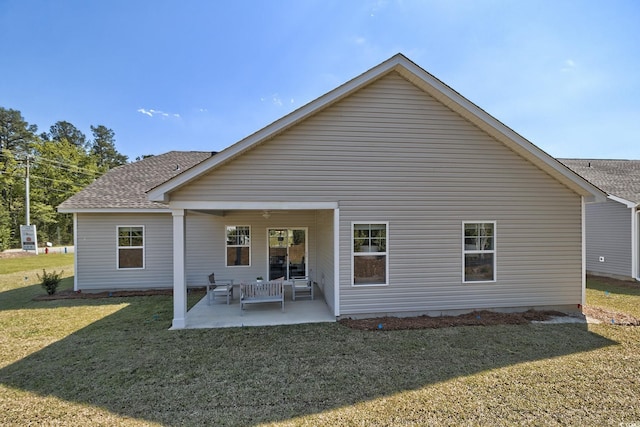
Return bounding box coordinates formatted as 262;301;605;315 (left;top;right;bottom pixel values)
560;159;640;204
58;151;214;211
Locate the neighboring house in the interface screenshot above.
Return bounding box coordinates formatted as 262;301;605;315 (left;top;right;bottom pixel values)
560;159;640;281
59;54;605;329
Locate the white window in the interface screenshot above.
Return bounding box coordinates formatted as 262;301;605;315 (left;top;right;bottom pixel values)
117;226;144;269
352;222;388;286
226;225;250;267
463;222;496;282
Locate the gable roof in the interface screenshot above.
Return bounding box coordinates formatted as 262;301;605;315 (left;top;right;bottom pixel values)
148;53;605;204
560;159;640;205
58;151;213;212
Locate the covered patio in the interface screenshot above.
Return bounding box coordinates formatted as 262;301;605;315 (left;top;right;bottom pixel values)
168;204;339;329
182;291;336;328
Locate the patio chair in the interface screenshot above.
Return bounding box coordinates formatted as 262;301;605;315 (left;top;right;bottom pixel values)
207;273;234;305
291;276;313;301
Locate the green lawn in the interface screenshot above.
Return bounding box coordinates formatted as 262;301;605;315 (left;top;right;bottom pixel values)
0;253;74;275
1;257;639;426
586;275;640;319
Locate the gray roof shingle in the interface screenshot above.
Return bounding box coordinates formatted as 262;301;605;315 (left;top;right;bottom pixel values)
58;151;213;210
560;159;640;204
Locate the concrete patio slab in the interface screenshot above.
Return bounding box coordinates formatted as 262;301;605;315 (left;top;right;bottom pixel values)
184;293;336;329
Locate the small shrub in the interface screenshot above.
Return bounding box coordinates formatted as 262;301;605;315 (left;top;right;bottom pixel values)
38;269;63;295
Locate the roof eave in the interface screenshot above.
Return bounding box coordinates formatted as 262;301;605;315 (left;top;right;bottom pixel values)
58;207;172;214
608;195;638;208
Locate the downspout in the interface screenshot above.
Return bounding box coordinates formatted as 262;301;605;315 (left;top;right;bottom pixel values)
632;206;639;281
334;208;340;317
73;213;78;292
581;196;586;308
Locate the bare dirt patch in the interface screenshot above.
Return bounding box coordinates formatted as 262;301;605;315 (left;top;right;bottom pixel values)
582;305;640;326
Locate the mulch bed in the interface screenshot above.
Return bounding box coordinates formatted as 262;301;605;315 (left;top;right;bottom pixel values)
339;310;568;330
33;289;175;300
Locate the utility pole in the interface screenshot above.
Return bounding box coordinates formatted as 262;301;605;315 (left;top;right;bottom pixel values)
25;155;30;226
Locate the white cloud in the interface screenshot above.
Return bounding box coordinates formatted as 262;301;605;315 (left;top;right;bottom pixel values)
561;59;577;72
272;94;283;106
137;108;181;119
260;94;294;107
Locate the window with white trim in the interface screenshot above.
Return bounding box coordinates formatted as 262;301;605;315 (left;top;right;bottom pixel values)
463;222;496;282
353;223;388;285
117;226;144;269
226;225;250;266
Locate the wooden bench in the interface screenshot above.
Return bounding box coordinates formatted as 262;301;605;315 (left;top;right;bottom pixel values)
240;281;284;313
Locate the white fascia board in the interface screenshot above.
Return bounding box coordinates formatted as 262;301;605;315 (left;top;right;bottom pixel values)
169;201;339;210
608;194;638;208
57;208;172;214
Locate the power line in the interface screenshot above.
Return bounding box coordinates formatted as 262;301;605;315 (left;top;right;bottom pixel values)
2;151;101;177
30;174;87;186
32;156;99;176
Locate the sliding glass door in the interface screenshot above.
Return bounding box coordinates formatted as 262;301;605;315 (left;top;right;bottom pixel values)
268;228;307;280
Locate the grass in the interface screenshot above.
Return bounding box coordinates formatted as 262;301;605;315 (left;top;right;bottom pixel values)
0;253;74;275
586;275;640;319
0;257;639;426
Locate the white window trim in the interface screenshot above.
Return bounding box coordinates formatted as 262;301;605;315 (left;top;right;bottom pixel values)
462;221;496;283
116;225;145;270
351;221;389;287
225;225;251;267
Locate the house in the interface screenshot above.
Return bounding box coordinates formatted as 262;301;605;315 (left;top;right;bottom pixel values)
59;54;605;329
560;159;640;281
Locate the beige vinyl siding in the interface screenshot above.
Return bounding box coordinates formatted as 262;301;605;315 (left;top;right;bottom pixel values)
315;209;335;313
171;71;584;315
585;199;632;278
76;213;173;291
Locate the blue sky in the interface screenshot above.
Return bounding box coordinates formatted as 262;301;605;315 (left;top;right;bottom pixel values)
1;0;638;161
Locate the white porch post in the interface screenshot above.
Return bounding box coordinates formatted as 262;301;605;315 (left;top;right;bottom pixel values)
172;209;187;329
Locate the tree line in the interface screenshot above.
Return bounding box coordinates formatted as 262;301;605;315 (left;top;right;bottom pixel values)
0;107;129;251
